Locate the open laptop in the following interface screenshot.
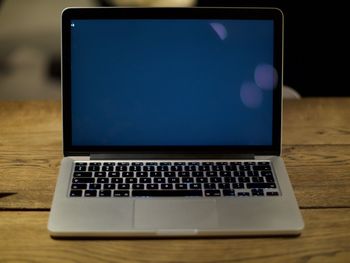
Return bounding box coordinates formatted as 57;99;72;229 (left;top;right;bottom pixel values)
48;7;304;237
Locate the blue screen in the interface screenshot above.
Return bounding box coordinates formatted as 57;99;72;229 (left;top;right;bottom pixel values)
70;19;275;146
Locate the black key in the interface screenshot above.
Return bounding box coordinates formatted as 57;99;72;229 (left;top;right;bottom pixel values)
174;162;186;166
252;189;264;196
146;162;158;166
202;162;214;165
231;183;245;189
97;178;109;184
258;162;270;165
73;172;93;177
261;171;273;176
238;177;250;183
136;172;148;177
196;177;208;183
220;171;232;177
117;162;129;166
115;166;128;171
150;172;162;177
90;162;101;166
182;177;194;183
168;177;180;183
216;162;228;165
192;172;204;177
164;172;176;177
71;183;87;190
75;162;87;166
132;190;202;197
210;177;222;183
104;184;115;190
113;191;130;197
171;166;183;172
224;177;236;183
247;171;260;177
72;178;94;184
177;172;190;177
198;165;210;171
234;171;245;177
238;192;250;196
133;184;144;190
253;165;271;171
223;190;236;196
122;172;134;177
129;166;141;171
185;166;197;171
204;183;217;190
175;184;187;190
161;184;173;190
126;178;138;184
140;178;152;183
95;172;106;177
118;184;130;190
246;183;276;189
265;176;275;183
212;166;224;171
238;165;251;171
108;172;120;177
84;190;97;197
103;162;115;166
225;165;237;171
218;183;231;189
88;166;100;171
159;162;171;166
111;178;123;184
205;190;221;197
189;183;201;189
157;166;169;171
75;166;86;171
154;177;166;183
266;191;279;196
102;166;114;172
132;162;144;166
99;190;112;197
70;190;82;197
252;177;265;183
89;183;101;190
143;166;155;172
206;172;218;177
188;162;200;165
147;184;159;190
230;162;243;165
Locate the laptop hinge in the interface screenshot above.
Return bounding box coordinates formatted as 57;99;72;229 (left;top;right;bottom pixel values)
90;153;255;160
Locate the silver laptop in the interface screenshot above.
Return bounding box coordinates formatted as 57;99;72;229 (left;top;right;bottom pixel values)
48;7;304;237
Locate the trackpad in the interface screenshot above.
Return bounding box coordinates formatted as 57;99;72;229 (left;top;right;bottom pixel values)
134;199;218;229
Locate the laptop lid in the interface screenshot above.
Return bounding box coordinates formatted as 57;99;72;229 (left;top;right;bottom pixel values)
61;7;283;157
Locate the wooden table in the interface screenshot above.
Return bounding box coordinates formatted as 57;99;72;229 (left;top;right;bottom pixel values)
1;98;349;262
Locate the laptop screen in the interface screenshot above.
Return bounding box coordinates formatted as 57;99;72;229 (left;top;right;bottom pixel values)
63;8;283;154
70;18;276;147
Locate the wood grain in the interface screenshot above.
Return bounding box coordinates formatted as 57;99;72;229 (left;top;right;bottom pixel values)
283;98;350;145
1;209;349;263
1;100;350;209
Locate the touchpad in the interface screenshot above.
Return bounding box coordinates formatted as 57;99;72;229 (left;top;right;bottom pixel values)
134;199;218;229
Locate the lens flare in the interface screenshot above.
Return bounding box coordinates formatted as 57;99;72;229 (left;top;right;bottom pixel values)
210;22;227;40
254;64;278;90
240;82;263;109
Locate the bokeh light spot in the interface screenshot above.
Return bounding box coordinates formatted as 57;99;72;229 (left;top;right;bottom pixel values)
254;64;278;90
210;22;227;40
240;82;263;109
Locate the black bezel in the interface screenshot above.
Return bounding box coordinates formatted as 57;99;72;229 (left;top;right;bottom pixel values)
62;7;283;156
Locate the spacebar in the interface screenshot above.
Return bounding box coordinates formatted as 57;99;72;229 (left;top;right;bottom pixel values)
132;190;203;197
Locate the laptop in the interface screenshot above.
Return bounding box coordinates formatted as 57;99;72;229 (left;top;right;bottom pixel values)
48;7;304;237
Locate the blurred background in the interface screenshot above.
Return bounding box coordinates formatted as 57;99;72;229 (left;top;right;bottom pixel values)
0;0;348;100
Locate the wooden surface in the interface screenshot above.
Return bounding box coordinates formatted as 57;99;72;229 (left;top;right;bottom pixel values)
0;98;350;262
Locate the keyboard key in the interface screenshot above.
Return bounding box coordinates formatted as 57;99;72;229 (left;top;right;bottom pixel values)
161;184;173;190
223;190;236;196
97;178;109;184
111;178;123;184
88;166;100;172
146;162;158;166
182;177;194;183
168;177;180;183
84;190;97;197
253;165;271;171
75;166;86;171
132;162;144;166
210;177;222;183
99;190;112;197
132;184;144;190
132;190;202;197
140;178;152;183
125;178;138;184
174;162;186;166
136;172;148;177
218;183;231;189
171;166;183;171
252;189;264;196
205;190;221;196
147;184;159;190
204;183;217;190
71;184;87;190
75;162;87;166
246;183;276;189
189;183;201;189
252;177;265;183
102;166;114;172
89;183;101;190
231;183;245;189
90;162;101;166
175;183;187;190
95;172;106;177
143;166;155;171
113;191;130;197
122;172;134;177
108;172;120;177
104;184;115;190
117;162;129;166
206;172;218;177
150;172;162;177
164;172;176;177
73;172;93;177
266;191;279;196
129;166;141;171
72;178;94;184
118;184;130;190
154;177;166;183
178;171;190;177
157;166;169;171
103;162;115;166
159;162;171;166
196;177;208;183
115;166;128;171
70;190;82;197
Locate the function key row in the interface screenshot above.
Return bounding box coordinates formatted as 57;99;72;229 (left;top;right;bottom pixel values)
75;161;271;166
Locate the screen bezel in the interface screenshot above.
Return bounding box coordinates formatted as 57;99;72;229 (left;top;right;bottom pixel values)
62;7;283;156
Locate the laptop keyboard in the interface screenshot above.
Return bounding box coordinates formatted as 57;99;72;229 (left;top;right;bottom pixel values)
69;161;280;198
